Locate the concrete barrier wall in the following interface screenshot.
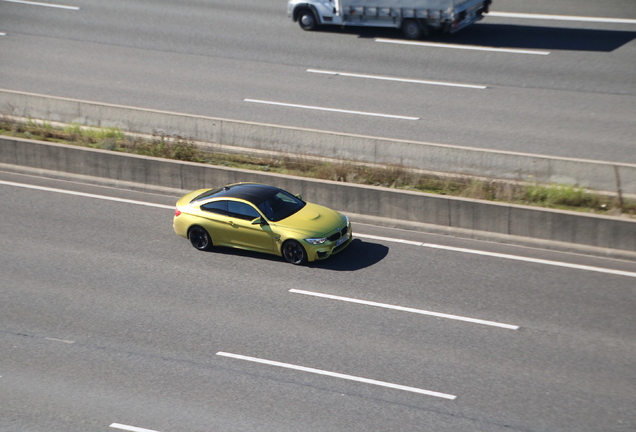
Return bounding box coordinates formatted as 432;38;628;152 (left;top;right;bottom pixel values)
2;88;635;195
2;136;635;255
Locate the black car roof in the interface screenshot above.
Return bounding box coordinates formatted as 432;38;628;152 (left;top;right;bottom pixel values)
191;183;281;205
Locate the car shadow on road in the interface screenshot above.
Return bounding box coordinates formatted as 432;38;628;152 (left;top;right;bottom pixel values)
201;239;388;270
308;239;389;271
320;23;636;52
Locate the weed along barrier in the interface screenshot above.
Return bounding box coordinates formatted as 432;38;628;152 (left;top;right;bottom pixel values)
1;118;633;218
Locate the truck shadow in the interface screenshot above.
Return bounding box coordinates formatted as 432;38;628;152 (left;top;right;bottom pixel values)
323;23;636;52
447;23;636;52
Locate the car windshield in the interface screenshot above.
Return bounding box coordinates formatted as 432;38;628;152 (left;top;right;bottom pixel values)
256;190;306;222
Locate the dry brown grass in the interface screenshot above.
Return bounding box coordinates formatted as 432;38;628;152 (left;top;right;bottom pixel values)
1;119;633;216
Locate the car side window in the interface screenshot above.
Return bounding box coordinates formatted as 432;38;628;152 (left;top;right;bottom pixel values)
228;201;261;221
201;200;229;216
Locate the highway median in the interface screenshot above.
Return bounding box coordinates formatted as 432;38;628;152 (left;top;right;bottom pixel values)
1;89;635;258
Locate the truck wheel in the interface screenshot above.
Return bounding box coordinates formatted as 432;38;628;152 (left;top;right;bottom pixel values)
402;19;423;40
298;9;318;31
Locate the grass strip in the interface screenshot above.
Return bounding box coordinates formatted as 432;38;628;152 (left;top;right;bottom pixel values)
1;119;633;217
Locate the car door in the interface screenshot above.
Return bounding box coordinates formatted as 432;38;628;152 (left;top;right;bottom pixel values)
198;200;232;246
225;201;276;252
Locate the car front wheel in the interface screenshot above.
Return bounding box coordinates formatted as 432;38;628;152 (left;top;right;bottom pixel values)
189;226;213;251
282;240;308;265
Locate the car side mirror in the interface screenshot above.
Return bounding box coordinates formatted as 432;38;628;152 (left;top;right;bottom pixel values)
295;193;303;200
252;217;266;226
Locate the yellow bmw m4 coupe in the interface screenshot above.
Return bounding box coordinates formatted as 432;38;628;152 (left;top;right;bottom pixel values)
173;183;352;264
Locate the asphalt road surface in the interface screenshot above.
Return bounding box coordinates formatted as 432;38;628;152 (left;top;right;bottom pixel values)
1;1;636;431
0;0;635;163
1;170;635;432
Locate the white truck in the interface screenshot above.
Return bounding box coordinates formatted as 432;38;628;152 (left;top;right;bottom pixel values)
288;0;491;39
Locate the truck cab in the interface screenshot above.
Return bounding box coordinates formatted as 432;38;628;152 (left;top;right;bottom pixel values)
289;0;343;30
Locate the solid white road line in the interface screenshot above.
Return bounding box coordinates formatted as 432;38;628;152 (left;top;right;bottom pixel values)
290;289;519;330
0;180;174;209
4;180;633;278
244;99;419;120
423;244;636;278
216;351;457;399
110;424;161;432
375;38;550;55
355;233;636;279
1;0;79;10
307;69;487;89
487;12;636;25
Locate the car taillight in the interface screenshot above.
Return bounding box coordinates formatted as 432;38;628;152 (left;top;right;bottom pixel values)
175;209;181;217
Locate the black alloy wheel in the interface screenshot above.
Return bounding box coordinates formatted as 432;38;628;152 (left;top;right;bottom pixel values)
189;226;213;251
282;240;308;265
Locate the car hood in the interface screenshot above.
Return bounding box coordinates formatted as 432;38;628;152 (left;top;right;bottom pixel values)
273;202;345;236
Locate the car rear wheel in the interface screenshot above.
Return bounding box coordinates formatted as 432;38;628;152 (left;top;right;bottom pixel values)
282;240;308;265
189;226;213;251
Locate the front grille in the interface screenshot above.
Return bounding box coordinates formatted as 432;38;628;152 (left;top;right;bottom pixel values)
327;224;348;242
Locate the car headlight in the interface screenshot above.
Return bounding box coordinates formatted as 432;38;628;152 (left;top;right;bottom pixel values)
304;237;327;245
